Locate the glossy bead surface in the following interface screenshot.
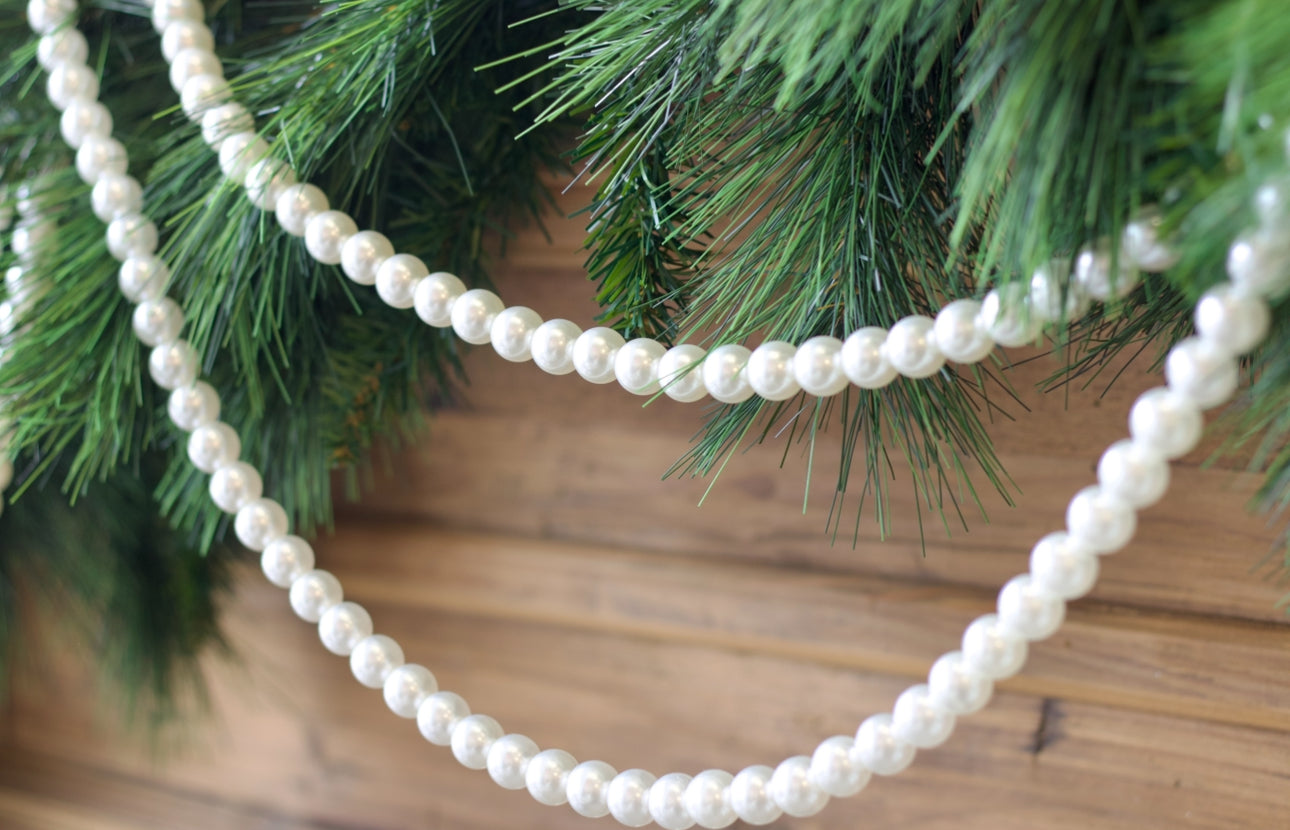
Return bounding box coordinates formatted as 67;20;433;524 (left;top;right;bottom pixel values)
648;773;695;830
746;340;801;400
288;569;342;622
413;271;466;327
979;284;1040;347
526;749;577;806
132;298;184;347
529;319;581;375
769;756;828;818
996;574;1066;641
1028;532;1099;600
261;536;315;589
350;634;404;689
840;326;899;388
274;184;329;237
374;253;427;310
233;497;288;552
729;765;782;826
91;173;143;222
1122;209;1179;271
1066;485;1136;555
151;0;203;32
885;315;945;378
702;344;754;403
28;0;77;33
161;19;214;63
47;61;99;111
1097;439;1169;508
383;664;438;719
658;344;708;402
567;760;617;819
180;74;232;121
37;28;89;71
169;47;222;93
119;255;170;302
571;326;626;384
615;338;666;395
1165;337;1238;410
217;132;269;184
808;735;870;797
168;381;220;431
487;733;538;790
340;231;394;287
490;306;542;362
148;339;199;390
10;221;55;263
202;102;254;149
854;713;915;775
891;683;956;748
303;210;356;265
925;650;994;715
1128;387;1203;460
793;336;848;397
934;300;993;363
318;601;373;656
450;714;503;770
451;288;506;345
417;691;470;746
1028;260;1089;323
209;461;263;514
75;135;127;185
244;156;297;210
59;99;112;149
1074;242;1139;300
1226;230;1290;298
1194;284;1271;356
187;421;240;473
607;769;657;828
960;614;1028;679
106;214;158;261
683;769;735;829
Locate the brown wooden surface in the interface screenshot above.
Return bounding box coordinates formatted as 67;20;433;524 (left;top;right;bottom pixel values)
1;182;1288;829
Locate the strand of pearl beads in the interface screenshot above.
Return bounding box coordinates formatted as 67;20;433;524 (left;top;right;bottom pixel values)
27;1;1290;828
134;0;1179;406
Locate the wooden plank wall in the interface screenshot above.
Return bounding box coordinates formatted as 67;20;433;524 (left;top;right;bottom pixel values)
1;183;1288;829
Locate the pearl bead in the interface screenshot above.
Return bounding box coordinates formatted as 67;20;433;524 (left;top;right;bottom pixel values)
1074;242;1140;300
243;156;297;210
201;102;254;149
683;769;735;829
615;338;666;395
233;497;289;552
119;256;170;302
1129;387;1203;460
208;461;263;513
526;748;577;806
1066;484;1136;555
413;271;467;327
417;691;470;746
132;298;184;347
1226;230;1290;297
925;650;994;715
979;284;1040;347
769;756;828;818
1194;283;1271;356
275;184;330;238
702;344;754;403
1254;178;1290;227
891;683;956;748
658;344;708;402
46;62;99;111
451;288;506;345
261;535;315;589
169;47;222;93
746;340;801;400
808;736;870;797
490;306;542;362
350;634;404;689
37;28;88;72
168;381;220;431
217;132;269;184
59;99;113;149
853;713;915;775
1165;336;1238;410
648;773;695;830
1122;209;1178;271
794;336;847;397
180;74;232;121
106;214;158;261
91;174;143;223
728;765;782;826
960;614;1028;679
383;663;438;718
571;326;626;384
148;339;199;390
318;601;373;656
996;574;1066;641
567;760;617;818
303;210;356;266
187;421;240;473
1028;259;1090;323
27;0;76;33
450;714;503;770
75;135;127;185
1028;532;1099;600
1097;439;1169;509
933;300;993;363
161;20;214;63
152;0;203;33
486;733;538;790
607;769;657;828
841;326;898;388
340;231;394;287
374;253;427;310
288;569;342;622
885;315;945;378
10;221;55;263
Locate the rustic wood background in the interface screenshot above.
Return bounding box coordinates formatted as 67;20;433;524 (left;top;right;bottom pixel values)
1;183;1288;829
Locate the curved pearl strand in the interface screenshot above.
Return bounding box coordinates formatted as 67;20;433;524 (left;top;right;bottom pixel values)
24;2;1290;827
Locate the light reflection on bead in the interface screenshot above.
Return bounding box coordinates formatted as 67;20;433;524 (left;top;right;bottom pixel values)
891;683;956;748
1194;283;1271;357
288;569;342;622
979;284;1040;347
1066;485;1136;555
808;735;870;797
526;749;577;806
933;300;994;363
683;769;735;829
490;306;542;363
996;574;1066;641
571;326;626;384
1097;439;1169;509
275;184;330;238
615;338;666;395
487;733;539;790
318;601;373;656
529;318;582;375
417;691;470;746
451;288;506;346
350;634;404;689
450;713;503;770
769;756;828;818
567;760;618;819
168;381;220;431
746;340;801;400
925;650;994;715
340;231;395;287
374;252;427;310
1027;532;1099;600
648;772;695;830
1128;387;1203;460
233;497;289;552
960;614;1028;680
658;344;708;402
413;271;467;327
262;536;315;589
383;663;438;719
793;336;848;397
853;713;915;775
1164;337;1239;410
208;460;264;513
702;344;754;403
608;769;657;828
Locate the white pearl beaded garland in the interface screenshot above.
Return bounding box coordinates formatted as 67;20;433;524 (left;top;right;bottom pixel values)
451;714;503;770
318;601;373;656
490;305;542;362
883;315;945;378
527;749;578;806
648;772;695;830
729;765;781;825
350;633;404;689
487;733;539;790
567;760;618;819
383;663;438;719
683;769;736;829
745;340;801;400
451;288;505;345
808;736;870;797
608;769;657;827
769;756;829;818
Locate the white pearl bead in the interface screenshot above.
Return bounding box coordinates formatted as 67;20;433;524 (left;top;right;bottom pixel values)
960;614;1028;679
91;174;143;223
486;733;538;790
648;773;695;830
567;760;618;818
702;343;754;403
208;461;263;513
729;766;781;826
132;298;184;347
979;284;1040;347
885;315;945;378
152;0;204;33
383;663;438;718
201;102;254;149
769;756;828;818
1225;230;1290;298
288;569;342;622
59;99;113;149
1028;259;1090;323
1066;484;1136;555
1194;283;1271;356
374;253;427;310
27;0;77;34
683;769;735;829
119;255;170;302
1074;242;1140;300
261;535;315;589
658;344;708;402
808;736;870;797
275;184;330;238
1028;532;1099;600
46;62;99;111
891;683;956;748
1128;387;1202;460
615;338;666;395
187;421;240;473
925;650;994;715
350;634;404;689
168;47;222;93
607;769;657;828
746;340;801;400
413;271;467;327
161;19;214;63
841;326;898;388
168;381;220;431
417;691;470;746
340;231;394;287
75;135;127;185
233;497;289;552
1165;336;1238;410
37;28;88;72
10;222;54;263
450;714;503;770
302;210;356;266
528;319;582;375
490;306;542;362
933;300;993;363
1254;178;1290;227
526;748;577;806
792;336;847;397
451;288;505;345
1122;209;1178;271
180;74;232;121
106;214;158;261
244;156;297;210
571;326;626;384
1097;438;1169;508
853;713;915;775
217;132;269;184
996;574;1066;641
148;339;200;390
318;601;373;656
